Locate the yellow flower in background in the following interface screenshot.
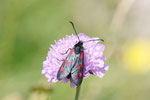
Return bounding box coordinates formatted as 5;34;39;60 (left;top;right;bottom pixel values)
123;39;150;73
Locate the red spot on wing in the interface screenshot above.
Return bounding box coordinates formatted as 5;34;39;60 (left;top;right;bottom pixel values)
63;72;65;76
70;49;74;56
72;60;75;64
79;72;82;77
60;67;64;71
80;64;83;68
80;52;83;59
77;65;80;69
75;75;78;79
66;62;70;66
65;59;67;63
65;59;70;66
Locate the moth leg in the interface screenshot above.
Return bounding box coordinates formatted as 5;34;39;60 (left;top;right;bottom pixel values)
60;48;72;55
83;48;86;50
89;70;94;75
57;48;72;62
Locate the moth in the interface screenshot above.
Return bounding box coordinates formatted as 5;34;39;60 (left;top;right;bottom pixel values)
57;21;104;86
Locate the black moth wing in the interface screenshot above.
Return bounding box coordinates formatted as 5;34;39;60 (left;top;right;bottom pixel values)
71;51;84;86
57;49;76;80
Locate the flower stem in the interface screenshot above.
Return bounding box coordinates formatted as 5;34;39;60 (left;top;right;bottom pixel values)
74;86;81;100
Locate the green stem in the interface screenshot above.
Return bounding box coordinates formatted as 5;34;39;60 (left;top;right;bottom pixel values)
74;86;81;100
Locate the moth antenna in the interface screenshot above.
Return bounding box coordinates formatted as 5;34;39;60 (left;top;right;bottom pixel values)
83;38;104;43
69;21;80;41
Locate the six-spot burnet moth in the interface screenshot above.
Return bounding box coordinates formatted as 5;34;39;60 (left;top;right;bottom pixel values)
57;21;104;86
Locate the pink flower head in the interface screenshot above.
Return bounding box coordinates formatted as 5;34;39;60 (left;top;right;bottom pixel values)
42;33;109;88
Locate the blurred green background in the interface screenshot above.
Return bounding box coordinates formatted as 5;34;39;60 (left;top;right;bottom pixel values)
0;0;150;100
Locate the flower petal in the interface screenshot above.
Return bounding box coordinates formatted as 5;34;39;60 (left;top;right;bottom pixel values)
42;33;109;87
70;79;76;88
62;78;69;84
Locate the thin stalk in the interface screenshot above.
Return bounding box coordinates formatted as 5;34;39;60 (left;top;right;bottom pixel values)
74;86;81;100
